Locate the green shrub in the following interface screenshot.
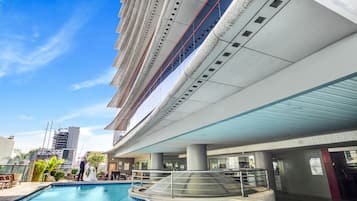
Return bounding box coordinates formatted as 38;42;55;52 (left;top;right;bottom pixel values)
54;170;65;181
71;168;78;175
31;157;65;182
45;156;64;173
32;160;47;182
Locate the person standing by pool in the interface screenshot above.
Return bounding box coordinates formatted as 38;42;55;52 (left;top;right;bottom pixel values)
78;157;86;181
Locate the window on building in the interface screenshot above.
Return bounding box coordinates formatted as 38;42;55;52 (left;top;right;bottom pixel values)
345;150;357;167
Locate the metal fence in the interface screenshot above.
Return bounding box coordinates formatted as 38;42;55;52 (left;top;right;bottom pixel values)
131;169;269;198
0;165;29;182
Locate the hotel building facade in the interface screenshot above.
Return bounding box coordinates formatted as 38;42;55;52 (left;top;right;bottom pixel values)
106;0;357;200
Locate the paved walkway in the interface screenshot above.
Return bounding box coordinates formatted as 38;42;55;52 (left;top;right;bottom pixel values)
275;192;354;201
0;182;51;201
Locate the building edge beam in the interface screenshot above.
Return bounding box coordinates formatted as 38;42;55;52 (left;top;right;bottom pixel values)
208;129;357;156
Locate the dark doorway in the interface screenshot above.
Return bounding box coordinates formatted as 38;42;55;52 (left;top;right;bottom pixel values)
330;151;357;200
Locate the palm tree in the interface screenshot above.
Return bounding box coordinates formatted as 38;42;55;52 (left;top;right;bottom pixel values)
28;148;41;160
7;148;40;164
9;149;29;164
87;153;105;172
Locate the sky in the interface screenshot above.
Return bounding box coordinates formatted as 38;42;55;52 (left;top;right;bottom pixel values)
0;0;121;156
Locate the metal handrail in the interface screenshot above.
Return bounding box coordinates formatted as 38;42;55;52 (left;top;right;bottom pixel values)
131;169;270;198
132;170;225;173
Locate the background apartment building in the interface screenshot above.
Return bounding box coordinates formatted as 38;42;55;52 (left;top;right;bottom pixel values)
0;136;15;164
52;127;80;170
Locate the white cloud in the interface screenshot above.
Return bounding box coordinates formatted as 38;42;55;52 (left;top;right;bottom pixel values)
57;102;115;122
32;26;40;39
11;130;47;153
18;114;33;120
71;68;116;91
0;6;91;77
0;71;6;77
76;126;113;157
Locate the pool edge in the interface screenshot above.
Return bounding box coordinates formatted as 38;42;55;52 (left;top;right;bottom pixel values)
14;185;51;201
14;181;133;201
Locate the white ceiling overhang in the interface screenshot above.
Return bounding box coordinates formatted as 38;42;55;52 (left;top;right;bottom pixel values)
107;0;357;155
137;74;357;153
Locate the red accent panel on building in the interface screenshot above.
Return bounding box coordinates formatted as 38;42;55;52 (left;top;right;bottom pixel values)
321;148;341;200
130;0;215;119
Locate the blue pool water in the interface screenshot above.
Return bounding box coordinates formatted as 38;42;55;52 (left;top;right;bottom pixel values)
19;184;141;201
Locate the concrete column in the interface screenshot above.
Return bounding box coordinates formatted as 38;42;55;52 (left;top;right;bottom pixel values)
187;144;207;171
150;153;163;170
254;151;275;189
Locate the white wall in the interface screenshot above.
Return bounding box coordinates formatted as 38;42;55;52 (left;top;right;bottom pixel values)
0;137;15;164
276;149;331;198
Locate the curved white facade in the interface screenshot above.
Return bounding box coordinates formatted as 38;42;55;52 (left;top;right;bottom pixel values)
107;0;357;156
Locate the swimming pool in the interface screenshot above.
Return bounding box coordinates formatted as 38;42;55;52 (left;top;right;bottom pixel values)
17;183;142;201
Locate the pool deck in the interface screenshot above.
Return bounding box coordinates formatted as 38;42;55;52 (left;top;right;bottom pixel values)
0;180;132;201
0;182;52;201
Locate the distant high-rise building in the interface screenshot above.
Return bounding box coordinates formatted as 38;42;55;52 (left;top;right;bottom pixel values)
52;127;80;149
52;127;80;170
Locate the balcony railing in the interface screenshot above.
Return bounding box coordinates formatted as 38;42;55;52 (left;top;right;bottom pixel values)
0;165;29;182
130;169;269;198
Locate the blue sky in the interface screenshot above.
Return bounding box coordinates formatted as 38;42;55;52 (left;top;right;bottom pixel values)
0;0;121;154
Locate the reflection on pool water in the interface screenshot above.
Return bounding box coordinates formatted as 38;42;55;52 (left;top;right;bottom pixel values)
20;184;141;201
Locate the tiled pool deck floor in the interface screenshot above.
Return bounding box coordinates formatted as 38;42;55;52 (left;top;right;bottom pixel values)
275;192;355;201
0;182;52;201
